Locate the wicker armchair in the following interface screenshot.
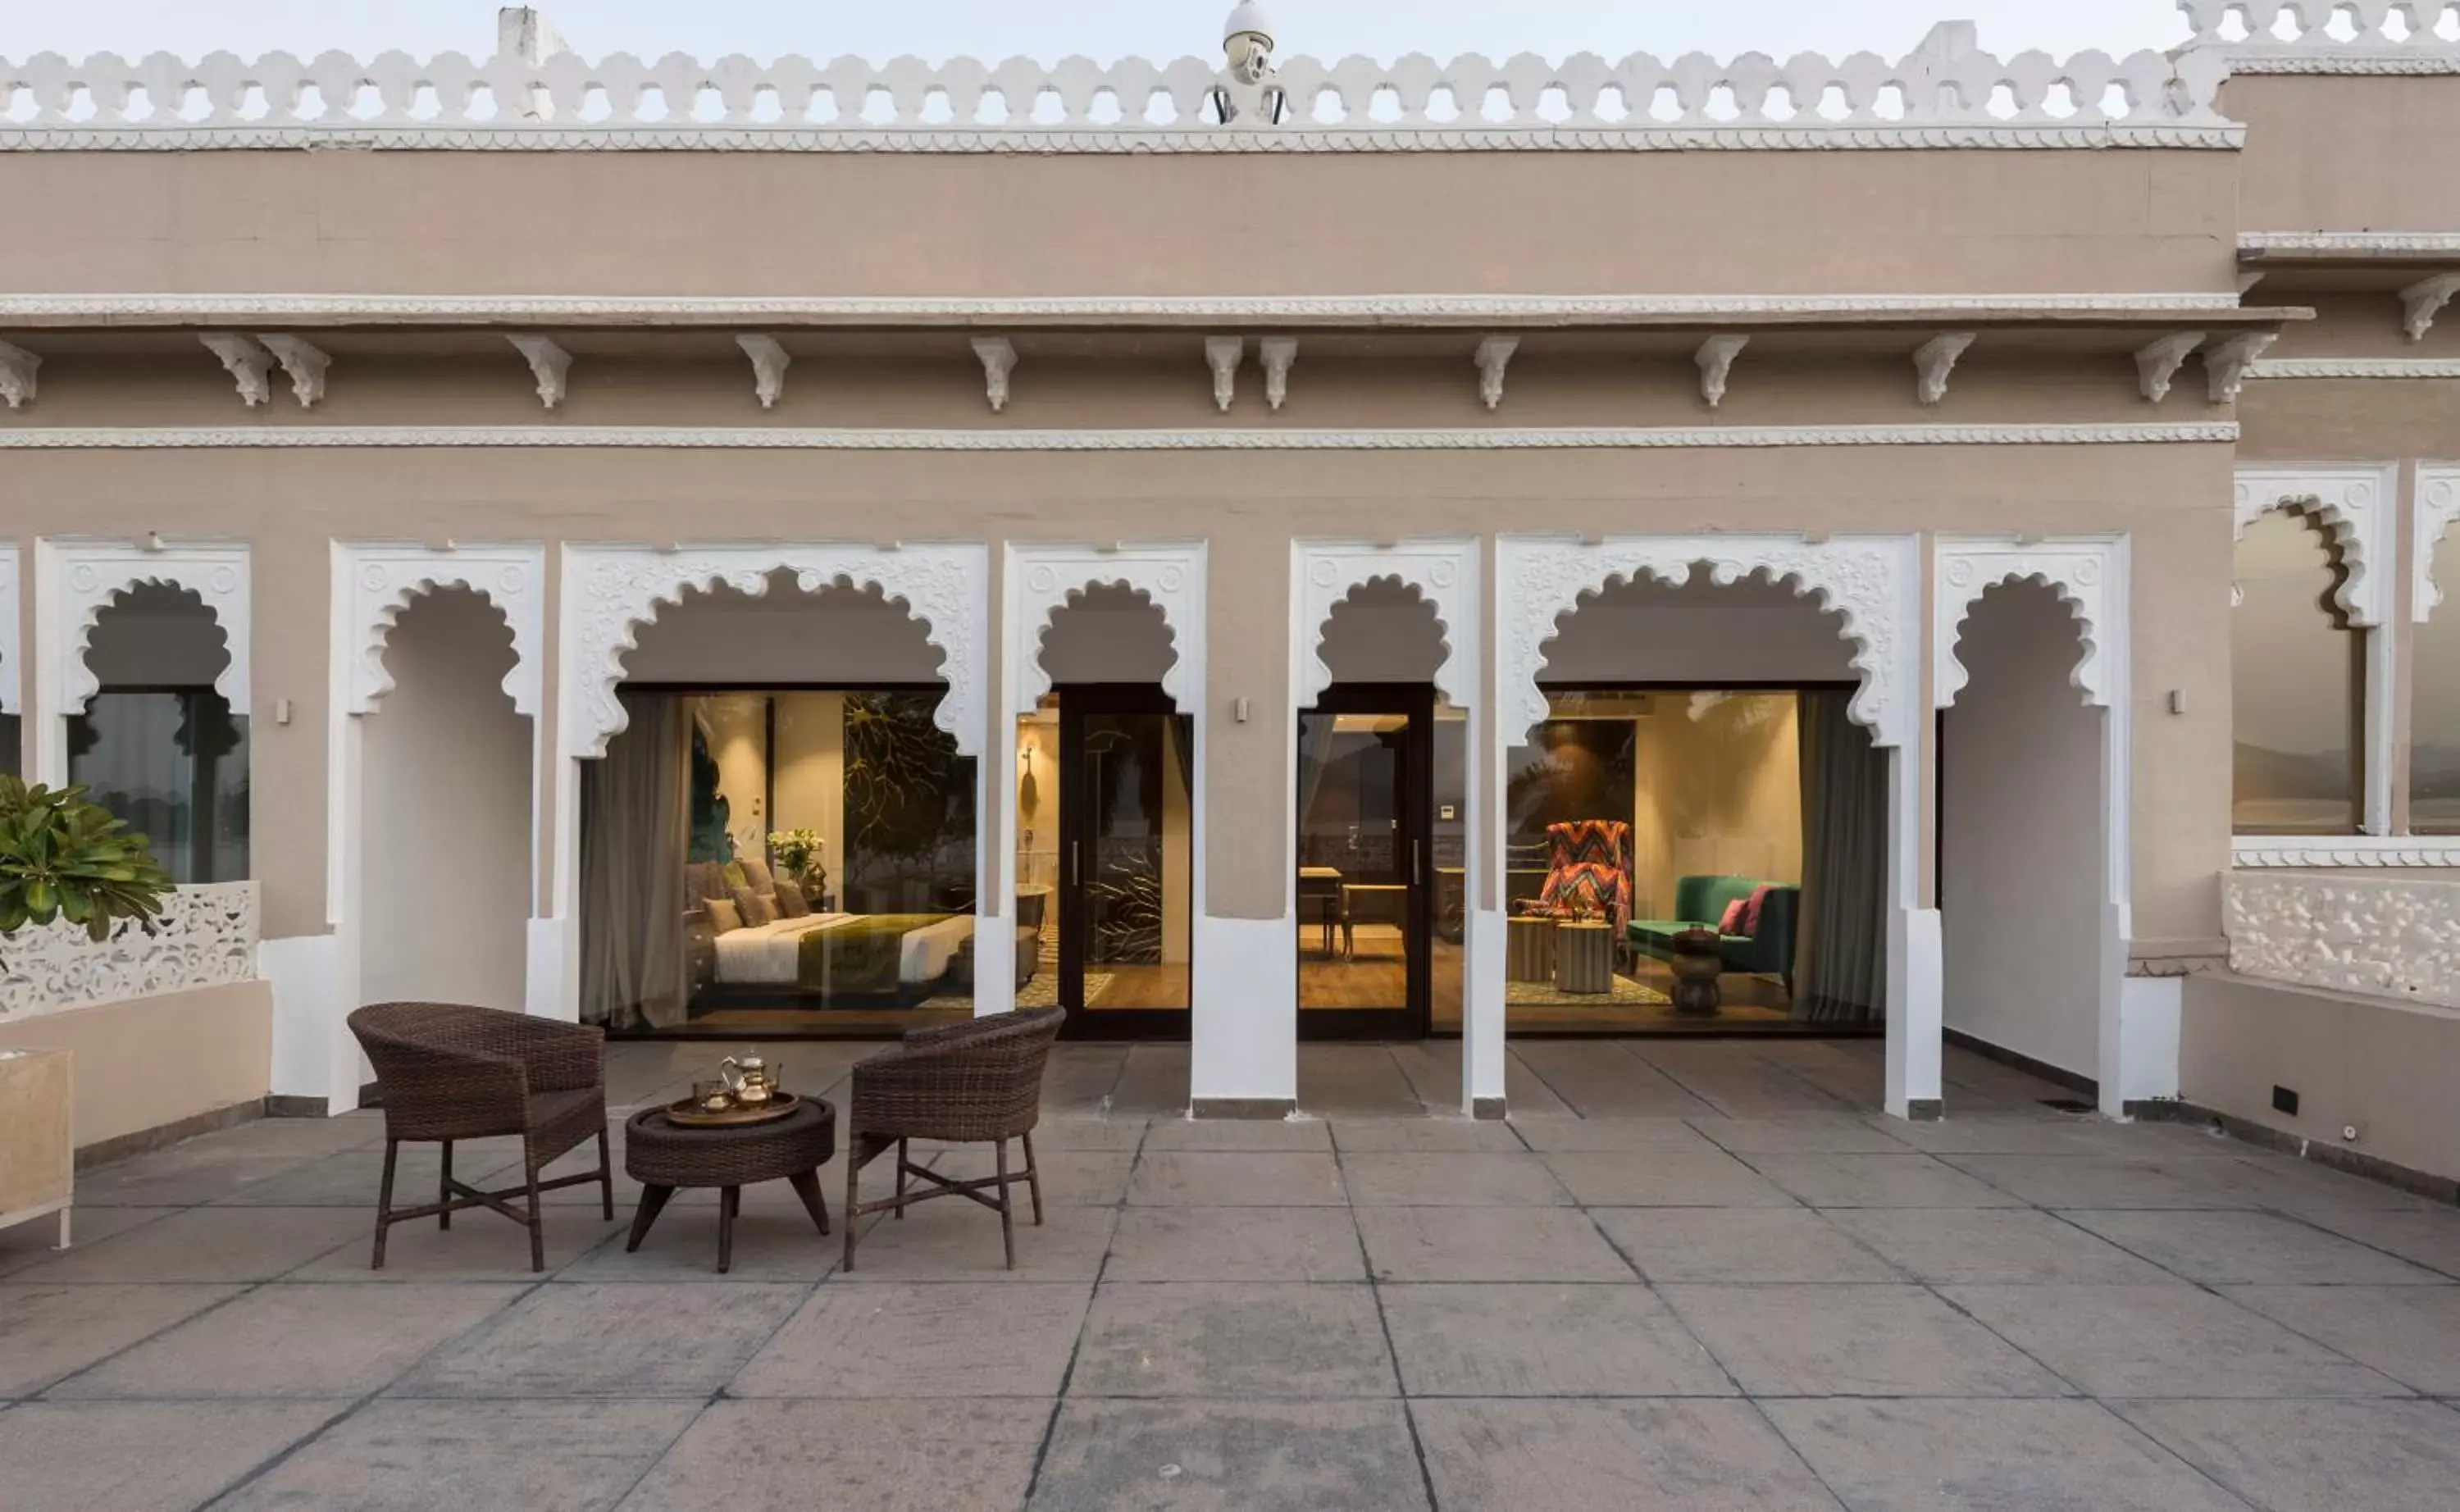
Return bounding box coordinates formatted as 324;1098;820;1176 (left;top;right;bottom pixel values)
842;1006;1065;1272
347;1002;613;1273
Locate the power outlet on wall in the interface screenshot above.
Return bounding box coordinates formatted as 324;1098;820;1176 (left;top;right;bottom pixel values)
2271;1085;2300;1116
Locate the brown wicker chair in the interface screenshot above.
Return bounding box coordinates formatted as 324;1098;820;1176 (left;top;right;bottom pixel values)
348;1002;613;1273
842;1006;1065;1272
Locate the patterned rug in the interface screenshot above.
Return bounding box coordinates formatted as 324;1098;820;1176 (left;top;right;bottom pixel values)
924;972;1111;1013
1505;975;1674;1008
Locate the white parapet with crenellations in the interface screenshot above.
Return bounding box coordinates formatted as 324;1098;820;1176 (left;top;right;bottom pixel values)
2178;0;2460;73
0;24;2242;152
0;882;262;1020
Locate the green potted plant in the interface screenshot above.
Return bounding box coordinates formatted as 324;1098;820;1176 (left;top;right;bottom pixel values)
0;777;175;942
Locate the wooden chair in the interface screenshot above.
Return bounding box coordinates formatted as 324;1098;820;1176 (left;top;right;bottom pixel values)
347;1002;613;1273
841;1006;1065;1272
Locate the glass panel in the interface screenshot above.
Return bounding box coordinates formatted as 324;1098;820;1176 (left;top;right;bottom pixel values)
1504;690;1802;1032
580;687;977;1036
1296;709;1414;1013
1014;704;1060;1000
2232;508;2362;834
2414;531;2460;834
66;689;248;883
1077;712;1192;1011
1428;704;1467;1032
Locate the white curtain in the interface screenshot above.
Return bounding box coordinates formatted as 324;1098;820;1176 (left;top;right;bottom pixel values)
1793;690;1887;1025
580;693;688;1029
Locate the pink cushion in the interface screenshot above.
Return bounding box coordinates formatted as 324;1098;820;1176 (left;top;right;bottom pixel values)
1717;899;1748;935
1740;884;1776;936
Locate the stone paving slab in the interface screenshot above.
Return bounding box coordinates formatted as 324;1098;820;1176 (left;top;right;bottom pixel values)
1068;1282;1398;1398
1819;1206;2177;1286
732;1282;1091;1398
1592;1206;1903;1285
1660;1283;2073;1398
617;1398;1047;1512
2061;1208;2453;1286
0;1282;244;1398
1410;1398;1840;1512
2219;1284;2460;1394
1105;1207;1367;1282
1941;1282;2412;1398
1031;1399;1428;1512
390;1282;804;1399
1761;1398;2252;1511
2114;1399;2460;1512
0;1400;346;1512
1379;1282;1733;1397
1355;1205;1638;1283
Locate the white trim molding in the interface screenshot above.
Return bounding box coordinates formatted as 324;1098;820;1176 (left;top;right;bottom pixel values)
2233;463;2398;627
2239;233;2460;256
2246;358;2460;380
0;544;17;716
1934;534;2139;1114
559;542;988;762
1004;544;1205;721
2225;870;2460;1009
336;544;547;718
0;43;2236;153
2418;465;2460;623
0;291;2262;326
2232;836;2460;867
0;422;2244;453
31;538;250;786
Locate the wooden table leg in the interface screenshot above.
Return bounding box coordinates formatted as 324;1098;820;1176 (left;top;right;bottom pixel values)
717;1185;740;1274
786;1168;831;1236
626;1184;674;1253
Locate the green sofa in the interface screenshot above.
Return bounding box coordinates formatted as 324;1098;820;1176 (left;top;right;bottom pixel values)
1628;875;1799;990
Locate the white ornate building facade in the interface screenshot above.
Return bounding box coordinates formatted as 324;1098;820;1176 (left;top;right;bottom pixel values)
1;3;2457;1178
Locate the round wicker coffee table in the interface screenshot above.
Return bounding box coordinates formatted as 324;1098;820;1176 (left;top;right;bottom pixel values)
624;1098;836;1273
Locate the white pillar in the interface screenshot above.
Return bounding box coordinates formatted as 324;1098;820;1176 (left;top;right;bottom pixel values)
1883;742;1944;1118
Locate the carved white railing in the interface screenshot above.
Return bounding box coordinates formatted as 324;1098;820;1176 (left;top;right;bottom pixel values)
0;41;2237;150
0;881;261;1019
2180;0;2460;71
2224;871;2460;1009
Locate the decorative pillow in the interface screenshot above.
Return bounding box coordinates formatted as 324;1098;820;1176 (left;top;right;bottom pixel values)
773;878;812;918
732;886;778;928
721;860;749;893
1740;884;1776;936
704;897;743;934
1717;898;1749;936
739;857;775;893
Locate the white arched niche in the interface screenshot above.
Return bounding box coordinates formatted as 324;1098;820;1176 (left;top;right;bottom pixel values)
1293;540;1492;1114
1496;532;1939;1118
544;542;990;1024
1934;535;2142;1115
33;540;250;787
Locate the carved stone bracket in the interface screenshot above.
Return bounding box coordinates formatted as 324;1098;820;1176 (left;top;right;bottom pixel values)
2134;331;2204;403
0;339;39;410
1695;335;1747;409
1933;535;2124;709
36;539;252;722
199;334;273;407
2204;331;2277;403
971;337;1016;412
1004;542;1205;717
507;334;572;409
2399;272;2460;342
736;335;790;409
1497;533;1919;748
257;335;329;408
1474;336;1518;411
560;542;987;758
1913;333;1975;406
1259;337;1297;412
2418;466;2460;624
2234;463;2397;626
1295;540;1478;712
1205;337;1244;412
338;543;547;716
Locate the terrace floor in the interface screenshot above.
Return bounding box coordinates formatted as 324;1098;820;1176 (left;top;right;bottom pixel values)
6;1038;2460;1510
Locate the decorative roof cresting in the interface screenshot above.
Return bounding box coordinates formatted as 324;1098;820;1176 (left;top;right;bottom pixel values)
0;10;2241;153
2178;0;2460;73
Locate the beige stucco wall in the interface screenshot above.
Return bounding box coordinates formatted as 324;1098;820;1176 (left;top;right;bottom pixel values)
0;148;2239;298
2226;75;2460;234
0;981;273;1150
0;424;2237;946
2182;972;2460;1183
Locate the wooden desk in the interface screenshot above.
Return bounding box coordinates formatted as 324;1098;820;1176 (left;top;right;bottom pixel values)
1341;883;1410;959
1298;868;1343;957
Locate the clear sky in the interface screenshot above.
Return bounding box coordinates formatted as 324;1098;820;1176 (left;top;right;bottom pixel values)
8;1;2193;67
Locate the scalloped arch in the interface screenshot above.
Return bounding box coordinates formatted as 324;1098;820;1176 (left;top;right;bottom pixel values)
1296;542;1478;712
2233;463;2396;628
1933;539;2121;710
560;544;986;759
341;544;544;717
43;543;251;714
1004;545;1204;717
1498;534;1916;748
1028;580;1182;706
2415;466;2460;624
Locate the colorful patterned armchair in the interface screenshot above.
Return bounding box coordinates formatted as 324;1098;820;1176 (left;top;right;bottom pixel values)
1527;819;1633;931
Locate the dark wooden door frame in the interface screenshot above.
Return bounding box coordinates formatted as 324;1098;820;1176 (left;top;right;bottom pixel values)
1296;681;1436;1041
1055;683;1192;1042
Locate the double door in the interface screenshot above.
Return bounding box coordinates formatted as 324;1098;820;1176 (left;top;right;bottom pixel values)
1295;684;1437;1039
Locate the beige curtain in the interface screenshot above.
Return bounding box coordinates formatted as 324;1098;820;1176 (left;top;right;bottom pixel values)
580;692;688;1029
1793;690;1887;1025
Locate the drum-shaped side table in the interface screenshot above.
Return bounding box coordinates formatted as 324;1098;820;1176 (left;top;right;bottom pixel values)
625;1098;836;1273
1553;919;1615;995
1506;916;1557;983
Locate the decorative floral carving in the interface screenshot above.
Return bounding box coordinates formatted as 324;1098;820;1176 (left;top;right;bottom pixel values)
2233;464;2397;626
198;334;272;407
2224;871;2460;1009
40;541;251;714
1498;534;1918;747
257;335;329;408
1006;545;1203;717
0;881;260;1020
563;544;987;758
340;544;546;716
1296;543;1478;711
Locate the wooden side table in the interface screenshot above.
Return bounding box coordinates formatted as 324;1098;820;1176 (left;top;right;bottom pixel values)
1506;916;1556;983
0;1048;72;1250
1670;927;1724;1015
1554;920;1614;995
625;1099;836;1273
